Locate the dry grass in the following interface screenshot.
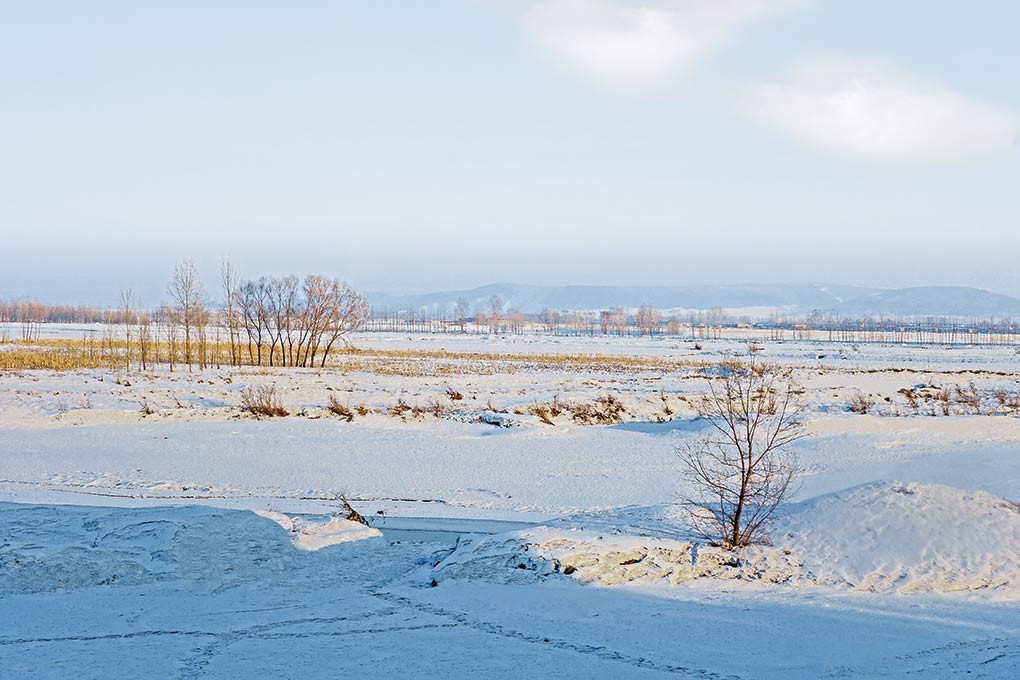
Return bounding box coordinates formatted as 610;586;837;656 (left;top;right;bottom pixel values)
529;405;555;425
390;398;412;418
570;394;626;425
0;337;710;377
847;391;875;415
239;385;289;418
326;394;355;421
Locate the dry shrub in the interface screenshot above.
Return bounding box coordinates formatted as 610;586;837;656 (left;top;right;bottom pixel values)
571;393;626;425
898;387;921;413
660;393;674;418
356;403;371;417
550;395;563;417
333;492;367;525
529;405;555;425
390;398;411;418
445;386;464;401
327;394;354;421
428;399;446;418
1007;394;1020;415
847;391;875;415
139;398;155;416
239;385;289;417
936;388;952;416
953;383;981;414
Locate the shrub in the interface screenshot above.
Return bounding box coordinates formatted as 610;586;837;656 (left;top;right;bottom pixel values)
571;394;626;425
390;398;412;417
953;383;981;414
898;387;921;413
430;399;446;418
529;405;555;425
550;395;563;417
239;385;289;417
847;391;875;415
936;388;952;416
445;386;464;401
327;394;354;421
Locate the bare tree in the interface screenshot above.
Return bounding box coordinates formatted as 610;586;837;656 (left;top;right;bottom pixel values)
677;356;805;548
158;305;179;372
168;260;203;371
541;307;559;333
232;274;366;368
455;297;470;332
636;305;660;335
137;311;153;371
119;288;135;371
488;295;504;334
220;256;239;366
314;279;368;367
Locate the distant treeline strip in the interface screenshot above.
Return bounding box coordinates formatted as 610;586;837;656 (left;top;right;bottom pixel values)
0;258;368;371
7;279;1020;368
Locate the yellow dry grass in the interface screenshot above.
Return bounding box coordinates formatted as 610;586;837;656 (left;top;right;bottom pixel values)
0;337;711;376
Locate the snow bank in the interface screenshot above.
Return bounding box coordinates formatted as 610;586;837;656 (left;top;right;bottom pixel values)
779;481;1020;593
436;482;1020;596
0;503;379;596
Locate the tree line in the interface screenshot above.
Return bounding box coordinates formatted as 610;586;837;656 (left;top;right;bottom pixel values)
0;259;369;371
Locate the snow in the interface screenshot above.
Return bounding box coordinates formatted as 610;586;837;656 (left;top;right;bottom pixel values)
3;500;1020;678
254;510;382;550
437;482;1020;597
4;332;1020;676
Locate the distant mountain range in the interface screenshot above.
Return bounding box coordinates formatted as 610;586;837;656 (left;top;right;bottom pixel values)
366;283;1020;319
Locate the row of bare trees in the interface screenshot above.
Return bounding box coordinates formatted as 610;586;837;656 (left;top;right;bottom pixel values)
164;259;368;370
32;259;368;373
230;271;368;367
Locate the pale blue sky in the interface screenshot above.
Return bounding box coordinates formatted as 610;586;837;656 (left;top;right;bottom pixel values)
2;1;1018;303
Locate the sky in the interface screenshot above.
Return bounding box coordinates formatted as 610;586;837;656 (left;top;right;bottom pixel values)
1;0;1018;304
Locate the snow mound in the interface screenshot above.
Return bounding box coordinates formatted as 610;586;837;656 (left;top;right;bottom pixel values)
436;483;1020;596
779;481;1020;594
0;503;378;596
255;510;381;550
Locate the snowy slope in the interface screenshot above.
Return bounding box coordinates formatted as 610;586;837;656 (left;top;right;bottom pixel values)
437;482;1020;597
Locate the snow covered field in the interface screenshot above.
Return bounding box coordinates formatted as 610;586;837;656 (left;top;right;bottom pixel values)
3;332;1020;677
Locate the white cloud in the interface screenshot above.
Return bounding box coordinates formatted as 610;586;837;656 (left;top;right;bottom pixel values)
748;57;1018;159
524;0;797;89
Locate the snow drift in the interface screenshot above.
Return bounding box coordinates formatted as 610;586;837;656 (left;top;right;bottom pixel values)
436;482;1020;596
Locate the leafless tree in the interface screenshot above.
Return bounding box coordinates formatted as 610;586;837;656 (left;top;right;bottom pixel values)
455;297;470;331
677;356;805;548
636;305;660;335
158;305;179;372
137;311;154;371
220;256;239;366
168;260;204;370
233;274;366;368
488;295;504;334
119;288;135;371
